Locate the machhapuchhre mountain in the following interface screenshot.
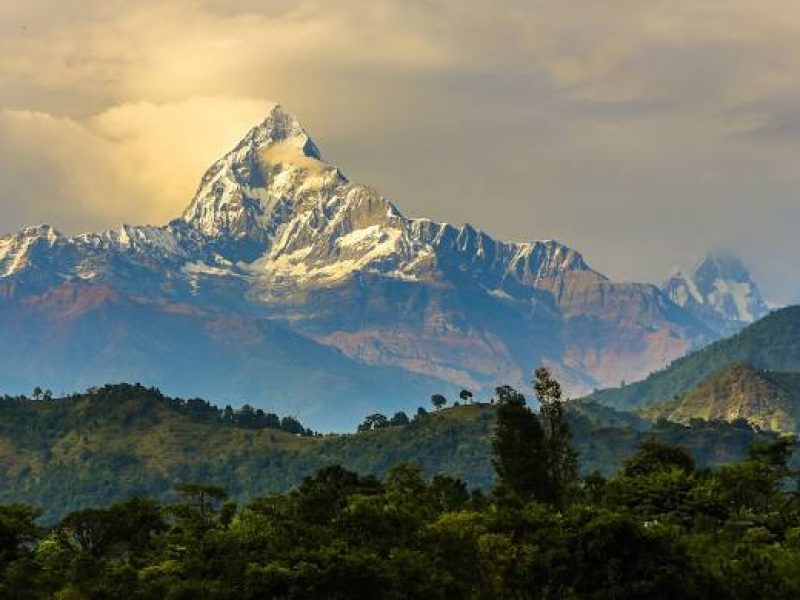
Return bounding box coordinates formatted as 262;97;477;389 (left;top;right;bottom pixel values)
0;105;770;428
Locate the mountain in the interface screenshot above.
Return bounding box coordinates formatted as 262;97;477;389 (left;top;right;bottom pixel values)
640;363;800;432
663;254;769;334
0;384;777;521
0;280;450;430
585;305;800;411
0;105;725;426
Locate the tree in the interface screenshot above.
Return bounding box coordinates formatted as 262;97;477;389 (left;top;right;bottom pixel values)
491;371;579;506
174;484;228;518
621;438;695;477
372;414;390;429
494;385;525;405
459;389;473;405
390;411;410;427
491;385;548;502
0;504;41;566
280;416;306;435
59;508;117;556
533;367;578;505
263;412;281;429
431;394;447;411
357;413;390;431
292;466;380;526
32;387;43;401
238;404;256;428
430;475;470;512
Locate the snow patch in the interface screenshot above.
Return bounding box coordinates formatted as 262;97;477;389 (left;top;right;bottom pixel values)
709;279;756;322
336;225;382;248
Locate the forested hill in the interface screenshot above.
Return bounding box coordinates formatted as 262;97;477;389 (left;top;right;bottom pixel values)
585;305;800;410
0;384;780;520
640;363;800;433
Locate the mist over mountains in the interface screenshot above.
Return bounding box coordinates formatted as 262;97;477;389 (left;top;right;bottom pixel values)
0;105;772;428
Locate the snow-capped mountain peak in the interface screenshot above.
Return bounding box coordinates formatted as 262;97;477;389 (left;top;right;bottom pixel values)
0;224;65;278
243;103;323;160
663;253;769;326
180;105;346;255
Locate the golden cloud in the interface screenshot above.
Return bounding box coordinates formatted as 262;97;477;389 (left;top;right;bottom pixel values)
0;97;270;233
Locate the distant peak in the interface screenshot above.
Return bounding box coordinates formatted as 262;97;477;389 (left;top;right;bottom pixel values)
693;252;751;281
663;251;769;325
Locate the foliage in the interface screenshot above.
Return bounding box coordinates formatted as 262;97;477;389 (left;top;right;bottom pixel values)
587;305;800;411
640;363;800;433
431;394;447;411
535;368;579;505
491;385;548;502
4;434;800;597
0;384;787;523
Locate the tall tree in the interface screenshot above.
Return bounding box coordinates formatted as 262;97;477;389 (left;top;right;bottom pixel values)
431;394;447;411
390;411;410;427
534;367;578;506
491;386;548;502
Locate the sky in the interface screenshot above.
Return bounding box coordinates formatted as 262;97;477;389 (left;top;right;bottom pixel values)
1;0;800;302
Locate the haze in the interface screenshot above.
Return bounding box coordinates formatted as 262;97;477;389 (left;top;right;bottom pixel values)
1;0;799;301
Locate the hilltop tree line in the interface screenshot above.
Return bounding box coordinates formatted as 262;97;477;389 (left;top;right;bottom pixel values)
2;383;318;437
1;369;800;597
356;388;479;432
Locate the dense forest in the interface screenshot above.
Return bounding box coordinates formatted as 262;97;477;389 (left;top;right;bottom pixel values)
1;370;800;597
640;363;800;432
0;383;782;521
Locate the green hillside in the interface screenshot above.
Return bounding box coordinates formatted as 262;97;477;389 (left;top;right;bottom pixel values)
0;384;780;520
586;305;800;410
640;363;800;432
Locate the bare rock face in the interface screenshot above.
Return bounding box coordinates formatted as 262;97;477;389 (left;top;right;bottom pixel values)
0;105;730;424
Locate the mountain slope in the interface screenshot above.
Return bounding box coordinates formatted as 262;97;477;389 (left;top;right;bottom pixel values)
0;385;778;521
640;363;800;432
0;105;725;424
0;281;453;430
586;305;800;411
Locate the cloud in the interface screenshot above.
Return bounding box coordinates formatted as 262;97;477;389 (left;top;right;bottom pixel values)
1;1;800;300
0;97;269;232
